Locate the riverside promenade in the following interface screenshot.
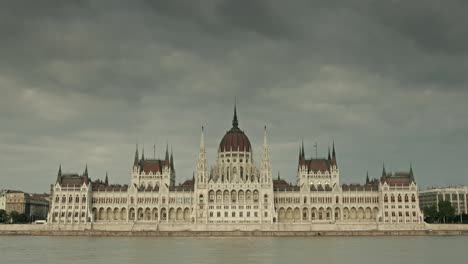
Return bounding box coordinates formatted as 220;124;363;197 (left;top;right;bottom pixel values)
1;223;468;236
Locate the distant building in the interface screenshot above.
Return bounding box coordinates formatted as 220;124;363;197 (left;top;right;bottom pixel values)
1;190;49;220
0;190;6;210
419;186;468;215
47;106;423;229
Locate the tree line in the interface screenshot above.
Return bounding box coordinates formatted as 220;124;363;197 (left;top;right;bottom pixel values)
0;209;29;223
423;201;468;224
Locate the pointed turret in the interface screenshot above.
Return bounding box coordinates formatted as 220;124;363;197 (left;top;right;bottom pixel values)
301;139;305;159
196;126;208;184
56;164;62;184
409;162;414;181
366;171;370;184
332;141;336;158
141;146;145;160
328;145;331;160
105;172;109;185
84;164;88;176
382;162;387;176
165;143;169;161
134;144;139;166
232;100;239;128
298;145;302;164
260;125;272;183
277;171;280;180
170;146;175;172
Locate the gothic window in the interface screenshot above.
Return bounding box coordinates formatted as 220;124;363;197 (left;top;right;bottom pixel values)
55;196;59;203
253;190;259;203
398;194;402;203
391;195;395;203
384;195;388;203
68;196;73;203
199;194;204;203
75;196;80;203
82;196;86;203
411;194;416;202
264;194;268;203
404;194;409;203
209;191;215;202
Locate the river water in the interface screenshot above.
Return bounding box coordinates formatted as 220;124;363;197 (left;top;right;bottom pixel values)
0;236;466;264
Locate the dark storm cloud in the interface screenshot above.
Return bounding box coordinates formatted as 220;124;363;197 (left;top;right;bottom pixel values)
0;0;467;192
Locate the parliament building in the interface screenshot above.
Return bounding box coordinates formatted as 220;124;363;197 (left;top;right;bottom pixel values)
47;106;423;231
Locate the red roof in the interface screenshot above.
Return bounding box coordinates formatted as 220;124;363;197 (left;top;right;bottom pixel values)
300;158;334;173
141;160;163;173
57;174;89;186
380;172;414;186
219;127;251;152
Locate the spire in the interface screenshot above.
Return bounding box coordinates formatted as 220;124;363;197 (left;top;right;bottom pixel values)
382;162;386;176
165;142;169;161
366;171;370;184
105;171;108;185
260;125;272;183
298;145;302;163
232;99;239;128
328;145;331;160
192;171;195;181
277;171;280;180
196;126;208;184
301;139;305;159
409;162;414;180
58;164;62;176
134;144;139;166
332;141;336;158
200;126;205;149
141;146;145;160
84;164;88;176
170;146;174;171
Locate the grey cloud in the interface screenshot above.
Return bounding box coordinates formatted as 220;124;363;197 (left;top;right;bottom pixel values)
0;1;467;192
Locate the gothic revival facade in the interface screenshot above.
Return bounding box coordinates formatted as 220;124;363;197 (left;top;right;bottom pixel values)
48;107;423;229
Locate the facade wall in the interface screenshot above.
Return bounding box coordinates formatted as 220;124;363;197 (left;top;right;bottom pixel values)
47;116;423;227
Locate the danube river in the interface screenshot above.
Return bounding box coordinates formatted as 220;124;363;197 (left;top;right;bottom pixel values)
0;236;466;263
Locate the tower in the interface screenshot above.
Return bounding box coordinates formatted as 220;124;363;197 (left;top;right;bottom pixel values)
260;126;272;184
195;126;208;185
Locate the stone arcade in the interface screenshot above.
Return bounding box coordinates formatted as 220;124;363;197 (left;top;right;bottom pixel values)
48;107;423;231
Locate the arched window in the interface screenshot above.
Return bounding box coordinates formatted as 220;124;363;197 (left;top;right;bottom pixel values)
199;194;204;203
384;195;388;202
390;195;395;202
68;195;73;203
75;196;80;203
82;196;86;203
264;194;268;203
209;190;215;202
411;194;416;202
397;194;402;202
55;196;59;203
404;194;409;203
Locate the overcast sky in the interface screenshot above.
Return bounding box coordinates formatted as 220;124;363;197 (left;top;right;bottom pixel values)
1;0;467;193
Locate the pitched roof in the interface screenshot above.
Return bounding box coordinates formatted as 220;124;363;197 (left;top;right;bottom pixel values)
300;158;334;173
380;172;414;186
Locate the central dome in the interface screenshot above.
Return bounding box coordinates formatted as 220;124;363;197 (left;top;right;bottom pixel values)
219;104;251;153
